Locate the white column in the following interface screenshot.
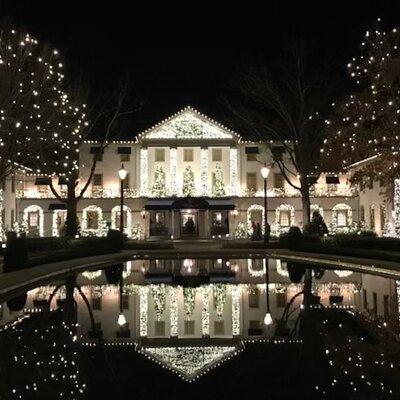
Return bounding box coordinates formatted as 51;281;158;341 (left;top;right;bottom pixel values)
139;286;148;337
170;147;178;196
170;286;178;337
140;148;148;197
231;285;241;336
200;147;209;196
229;147;238;196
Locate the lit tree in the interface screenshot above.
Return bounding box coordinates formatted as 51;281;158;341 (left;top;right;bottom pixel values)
224;43;338;224
152;165;166;197
323;21;400;187
212;161;226;197
182;165;195;197
0;26;72;182
44;77;140;237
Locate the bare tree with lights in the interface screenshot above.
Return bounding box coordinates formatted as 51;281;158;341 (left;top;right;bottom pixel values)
224;43;337;225
42;78;139;237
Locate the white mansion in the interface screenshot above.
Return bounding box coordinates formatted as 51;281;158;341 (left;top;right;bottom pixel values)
0;106;390;239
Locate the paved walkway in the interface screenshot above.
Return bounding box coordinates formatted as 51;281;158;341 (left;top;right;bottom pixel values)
2;245;400;300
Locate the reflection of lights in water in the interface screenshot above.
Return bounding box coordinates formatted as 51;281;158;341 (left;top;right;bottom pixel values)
82;270;102;280
123;261;132;278
334;270;353;278
117;313;127;326
181;259;197;275
247;258;266;277
276;259;289;277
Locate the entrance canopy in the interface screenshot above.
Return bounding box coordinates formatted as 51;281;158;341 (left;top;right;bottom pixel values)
145;197;235;211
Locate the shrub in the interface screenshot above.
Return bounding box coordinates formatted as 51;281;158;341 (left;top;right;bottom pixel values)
105;264;123;284
107;229;125;252
4;236;29;273
279;226;303;250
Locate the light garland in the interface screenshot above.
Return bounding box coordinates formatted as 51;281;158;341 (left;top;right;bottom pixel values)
182;165;195;197
229;148;238;196
151;284;166;321
213;284;227;320
247;258;266;277
169;286;178;337
110;205;132;236
140;148;148;196
51;209;67;237
23;204;44;237
82;270;102;280
183;287;196;319
199;285;210;336
247;204;265;234
274;204;295;233
139;286;149;337
170;147;178;196
310;204;324;218
211;161;226;197
200;147;209;196
81;205;106;236
151;165;167;197
276;259;289;277
231;285;241;336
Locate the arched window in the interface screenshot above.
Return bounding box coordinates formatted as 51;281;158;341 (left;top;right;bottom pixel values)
52;210;67;237
332;204;352;228
111;205;132;236
275;204;295;230
23;205;44;237
82;205;103;231
247;204;265;234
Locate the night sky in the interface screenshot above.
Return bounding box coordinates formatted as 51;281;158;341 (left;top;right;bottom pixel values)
1;0;400;137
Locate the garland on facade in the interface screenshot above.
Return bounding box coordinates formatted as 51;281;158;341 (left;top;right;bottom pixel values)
151;284;166;320
152;165;167;197
212;162;226;197
13;220;29;237
183;287;196;319
182;165;196;197
213;284;227;320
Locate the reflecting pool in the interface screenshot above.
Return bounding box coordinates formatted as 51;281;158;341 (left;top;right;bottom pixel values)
1;257;400;399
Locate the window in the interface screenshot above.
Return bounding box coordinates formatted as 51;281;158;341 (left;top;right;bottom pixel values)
369;205;375;230
96;153;103;162
184;320;195;335
336;210;348;227
360;205;365;222
363;289;368;310
249;287;260;308
115;210;128;230
155;321;165;336
274;173;284;189
155;148;165;162
279;211;291;227
380;204;386;231
212;148;222;162
122;173;130;189
92;297;102;310
93;174;103;187
184;149;193;162
11;176;15;193
120;153;130;162
246;173;257;192
247;153;257;161
214;321;225;335
87;211;99;230
28;211;39;227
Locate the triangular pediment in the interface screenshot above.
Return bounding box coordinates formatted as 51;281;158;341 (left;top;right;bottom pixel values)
141;345;238;381
138;106;241;141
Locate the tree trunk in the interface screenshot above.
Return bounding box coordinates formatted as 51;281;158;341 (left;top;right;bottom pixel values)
300;183;311;228
65;180;78;237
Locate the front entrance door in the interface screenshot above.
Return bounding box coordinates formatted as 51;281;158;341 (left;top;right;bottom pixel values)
180;210;198;237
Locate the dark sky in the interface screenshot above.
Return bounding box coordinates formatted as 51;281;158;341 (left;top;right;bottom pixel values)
1;0;400;137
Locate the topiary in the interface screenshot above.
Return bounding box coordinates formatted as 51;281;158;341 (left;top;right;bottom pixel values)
279;226;303;250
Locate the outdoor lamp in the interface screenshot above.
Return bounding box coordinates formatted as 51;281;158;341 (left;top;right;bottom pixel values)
117;312;127;327
264;311;273;326
261;166;270;179
118;164;128;180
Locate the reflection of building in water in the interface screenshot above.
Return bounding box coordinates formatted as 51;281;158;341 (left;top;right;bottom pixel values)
1;258;399;339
